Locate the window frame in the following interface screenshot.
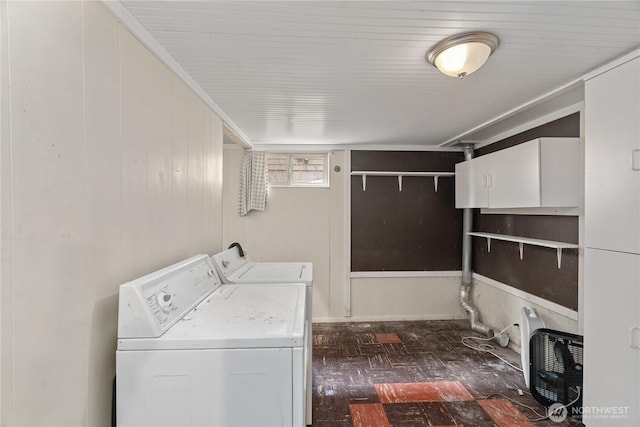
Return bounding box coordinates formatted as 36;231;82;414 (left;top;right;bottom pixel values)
267;152;330;188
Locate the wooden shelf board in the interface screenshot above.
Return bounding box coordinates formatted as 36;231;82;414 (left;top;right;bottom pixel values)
467;232;578;249
351;171;455;177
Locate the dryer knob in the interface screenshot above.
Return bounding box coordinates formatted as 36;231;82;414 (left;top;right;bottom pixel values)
157;292;174;312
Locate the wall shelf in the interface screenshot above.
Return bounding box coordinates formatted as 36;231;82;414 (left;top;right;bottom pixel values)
467;232;579;268
351;171;455;192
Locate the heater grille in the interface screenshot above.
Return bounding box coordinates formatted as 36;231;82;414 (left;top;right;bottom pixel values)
530;329;583;417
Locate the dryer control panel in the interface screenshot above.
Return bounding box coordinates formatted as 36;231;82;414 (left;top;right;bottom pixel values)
117;255;221;338
211;247;249;277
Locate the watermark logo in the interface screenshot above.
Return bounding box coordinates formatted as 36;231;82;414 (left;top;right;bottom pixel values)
576;406;629;420
548;403;568;423
548;405;630;423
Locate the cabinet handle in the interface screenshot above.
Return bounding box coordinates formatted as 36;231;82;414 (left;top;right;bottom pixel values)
487;175;493;188
630;326;640;350
482;175;487;187
632;149;640;171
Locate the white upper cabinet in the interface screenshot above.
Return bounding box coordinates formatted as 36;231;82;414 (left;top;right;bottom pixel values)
455;137;580;209
585;56;640;254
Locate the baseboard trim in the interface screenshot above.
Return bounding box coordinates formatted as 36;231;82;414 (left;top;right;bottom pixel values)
472;273;578;321
313;314;468;323
350;271;462;278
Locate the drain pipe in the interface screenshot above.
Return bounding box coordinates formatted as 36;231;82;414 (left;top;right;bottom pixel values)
459;144;509;347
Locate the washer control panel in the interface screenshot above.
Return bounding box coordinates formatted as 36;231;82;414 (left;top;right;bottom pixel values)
146;287;176;328
117;255;221;338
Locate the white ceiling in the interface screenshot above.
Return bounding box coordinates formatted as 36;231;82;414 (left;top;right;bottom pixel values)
121;1;640;147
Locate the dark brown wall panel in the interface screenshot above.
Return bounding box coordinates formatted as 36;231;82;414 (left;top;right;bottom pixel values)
475;112;580;156
472;113;581;310
351;151;464;271
352;150;464;172
472;214;579;310
350;113;580;308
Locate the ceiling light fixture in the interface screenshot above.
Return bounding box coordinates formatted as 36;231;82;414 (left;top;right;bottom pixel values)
426;31;500;79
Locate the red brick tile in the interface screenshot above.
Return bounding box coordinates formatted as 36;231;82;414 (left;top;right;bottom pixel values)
375;333;402;344
478;398;536;427
375;381;474;403
349;403;390;427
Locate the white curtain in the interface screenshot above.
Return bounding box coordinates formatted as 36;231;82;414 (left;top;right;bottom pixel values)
238;150;268;216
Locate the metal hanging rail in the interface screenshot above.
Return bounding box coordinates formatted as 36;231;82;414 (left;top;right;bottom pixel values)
350;171;455;192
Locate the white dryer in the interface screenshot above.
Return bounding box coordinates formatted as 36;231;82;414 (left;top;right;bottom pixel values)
116;254;307;427
211;245;313;425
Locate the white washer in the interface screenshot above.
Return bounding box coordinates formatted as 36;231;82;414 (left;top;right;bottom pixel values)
117;254;307;427
211;246;313;425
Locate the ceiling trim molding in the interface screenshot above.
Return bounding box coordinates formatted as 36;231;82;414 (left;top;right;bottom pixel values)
582;48;640;81
223;123;252;149
438;77;583;148
102;0;253;148
472;101;584;150
345;144;463;152
252;143;463;152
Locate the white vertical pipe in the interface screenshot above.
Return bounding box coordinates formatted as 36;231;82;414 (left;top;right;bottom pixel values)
460;144;497;340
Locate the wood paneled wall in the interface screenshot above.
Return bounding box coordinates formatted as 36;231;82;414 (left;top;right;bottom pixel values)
1;2;224;425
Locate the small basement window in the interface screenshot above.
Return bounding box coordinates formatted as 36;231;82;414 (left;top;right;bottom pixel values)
267;153;329;187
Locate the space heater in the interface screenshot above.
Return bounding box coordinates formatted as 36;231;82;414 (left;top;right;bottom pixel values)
529;328;583;418
520;306;545;388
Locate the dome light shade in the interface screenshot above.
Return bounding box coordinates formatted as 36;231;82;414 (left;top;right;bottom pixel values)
426;32;499;79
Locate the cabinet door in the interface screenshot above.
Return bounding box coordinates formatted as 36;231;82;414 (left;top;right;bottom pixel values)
488;140;541;208
584;248;640;426
539;138;581;207
585;57;640;253
455;160;473;208
455;156;489;208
